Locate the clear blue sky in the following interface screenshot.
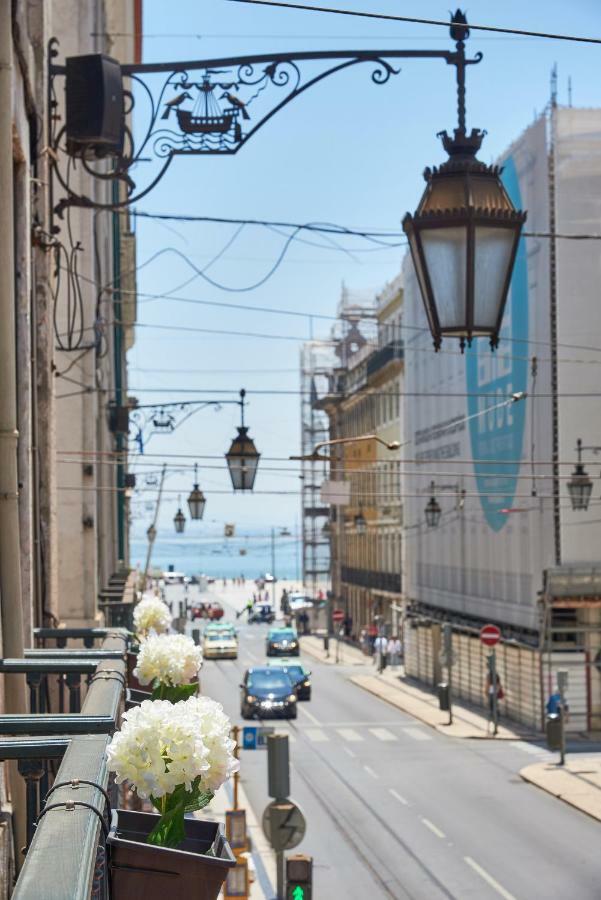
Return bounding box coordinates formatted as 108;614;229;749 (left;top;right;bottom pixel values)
128;0;601;539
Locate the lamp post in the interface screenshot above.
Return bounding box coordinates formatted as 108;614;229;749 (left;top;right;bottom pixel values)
567;439;593;511
225;389;261;491
403;16;526;351
187;463;206;520
141;463;167;590
354;509;367;535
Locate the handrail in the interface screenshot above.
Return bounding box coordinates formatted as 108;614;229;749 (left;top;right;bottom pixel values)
0;659;103;673
24;649;125;660
12;735;111;900
34;627;129;641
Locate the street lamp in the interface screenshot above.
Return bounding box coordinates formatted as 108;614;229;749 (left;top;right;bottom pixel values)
225;389;260;491
173;497;186;534
403;17;527;351
425;483;442;528
187;463;206;520
567;439;593;511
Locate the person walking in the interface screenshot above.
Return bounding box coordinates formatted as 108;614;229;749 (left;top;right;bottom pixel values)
387;635;401;669
374;633;388;672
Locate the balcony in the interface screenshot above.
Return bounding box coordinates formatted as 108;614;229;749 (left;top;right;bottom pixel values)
366;339;404;379
341;566;402;594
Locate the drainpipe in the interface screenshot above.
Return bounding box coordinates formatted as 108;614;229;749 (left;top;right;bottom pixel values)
111;184;125;566
0;0;26;703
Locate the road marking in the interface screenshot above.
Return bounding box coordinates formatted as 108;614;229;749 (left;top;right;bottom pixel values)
245;650;258;662
363;765;379;779
402;727;432;742
421;818;445;839
298;704;321;725
305;728;329;743
369;727;397;742
510;740;550;757
464;857;517;900
343;747;356;758
336;728;364;742
389;788;409;806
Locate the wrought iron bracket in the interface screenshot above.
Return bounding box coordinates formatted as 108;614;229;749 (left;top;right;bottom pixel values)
47;19;482;223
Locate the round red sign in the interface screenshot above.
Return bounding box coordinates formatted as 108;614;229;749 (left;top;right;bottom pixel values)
332;609;345;623
480;624;501;647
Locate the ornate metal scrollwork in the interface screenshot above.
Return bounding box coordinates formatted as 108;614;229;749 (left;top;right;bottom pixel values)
47;36;482;222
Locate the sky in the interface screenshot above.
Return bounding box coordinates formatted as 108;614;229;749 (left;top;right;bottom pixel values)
127;0;601;543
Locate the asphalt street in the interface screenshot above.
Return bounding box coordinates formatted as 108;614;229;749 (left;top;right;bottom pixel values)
172;583;601;899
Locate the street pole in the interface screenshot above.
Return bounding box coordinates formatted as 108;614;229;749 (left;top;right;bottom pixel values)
557;669;568;766
490;650;498;737
443;623;453;726
141;463;167;591
231;725;240;809
271;527;276;610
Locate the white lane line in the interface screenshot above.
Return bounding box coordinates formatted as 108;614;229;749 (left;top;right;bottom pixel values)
298;704;321;725
343;747;356;758
402;727;432;742
245;650;258;662
305;728;329;743
389;788;409;806
336;728;364;743
421;818;446;839
369;727;397;742
464;857;517;900
363;765;379;780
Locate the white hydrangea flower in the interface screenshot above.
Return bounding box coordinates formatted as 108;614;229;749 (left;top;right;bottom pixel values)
134;633;203;687
133;596;172;637
107;696;239;800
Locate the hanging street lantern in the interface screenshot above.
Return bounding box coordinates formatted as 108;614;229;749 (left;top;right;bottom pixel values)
403;13;527;351
425;482;442;528
174;497;186;534
225;389;260;492
567;439;593;511
354;510;367;535
187;463;206;520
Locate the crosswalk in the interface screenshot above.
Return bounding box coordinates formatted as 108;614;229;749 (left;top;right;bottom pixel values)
275;725;433;745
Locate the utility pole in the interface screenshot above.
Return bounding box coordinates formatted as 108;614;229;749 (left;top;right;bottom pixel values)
141;463;167;591
271;527;277;609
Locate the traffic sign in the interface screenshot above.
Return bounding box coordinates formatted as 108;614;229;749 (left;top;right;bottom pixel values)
332;609;345;623
242;726;274;749
262;800;306;851
480;624;501;647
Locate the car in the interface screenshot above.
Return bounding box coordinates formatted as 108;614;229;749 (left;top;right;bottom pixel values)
240;667;297;719
267;660;312;700
287;592;312;612
202;625;238;660
266;627;299;657
248;603;275;624
207;602;224;620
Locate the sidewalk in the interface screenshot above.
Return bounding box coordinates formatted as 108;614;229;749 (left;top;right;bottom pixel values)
194;777;275;898
350;669;530;740
520;757;601;822
300;634;371;666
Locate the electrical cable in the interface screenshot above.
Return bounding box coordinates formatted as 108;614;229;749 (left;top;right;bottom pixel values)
225;1;601;45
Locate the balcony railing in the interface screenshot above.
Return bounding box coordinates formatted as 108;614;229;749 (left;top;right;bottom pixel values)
366;339;404;378
1;627;128;899
341;566;402;594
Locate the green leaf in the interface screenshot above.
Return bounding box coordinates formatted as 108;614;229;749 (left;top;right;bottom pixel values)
147;795;186;848
150;682;198;703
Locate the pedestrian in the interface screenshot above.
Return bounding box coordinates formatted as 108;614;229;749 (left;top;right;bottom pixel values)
374;633;388;671
387;635;401;668
485;671;504;719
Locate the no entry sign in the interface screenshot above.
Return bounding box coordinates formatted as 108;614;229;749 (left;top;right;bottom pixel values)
480;624;501;647
332;609;345;623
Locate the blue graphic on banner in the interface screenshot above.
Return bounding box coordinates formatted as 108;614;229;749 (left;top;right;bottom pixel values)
465;157;528;531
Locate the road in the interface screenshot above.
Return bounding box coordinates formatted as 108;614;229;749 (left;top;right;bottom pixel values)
171;582;601;899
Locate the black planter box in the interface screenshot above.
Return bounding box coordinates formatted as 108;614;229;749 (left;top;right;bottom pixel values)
125;687;152;710
108;809;235;899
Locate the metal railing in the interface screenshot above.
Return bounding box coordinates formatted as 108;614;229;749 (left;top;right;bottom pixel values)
341;566;402;593
1;629;128;899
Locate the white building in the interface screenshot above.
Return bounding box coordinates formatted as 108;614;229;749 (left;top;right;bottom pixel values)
402;106;601;731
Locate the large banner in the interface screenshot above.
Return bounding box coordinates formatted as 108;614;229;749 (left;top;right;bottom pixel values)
402;116;554;631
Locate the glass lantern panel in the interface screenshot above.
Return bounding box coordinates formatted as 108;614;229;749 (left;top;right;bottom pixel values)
473;226;516;329
420;227;467;329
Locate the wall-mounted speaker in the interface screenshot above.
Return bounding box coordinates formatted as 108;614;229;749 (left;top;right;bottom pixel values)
66;54;124;156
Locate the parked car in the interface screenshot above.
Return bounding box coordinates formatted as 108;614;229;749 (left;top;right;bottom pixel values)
248;603;275;624
202;623;238;660
267;660;312;700
207;602;224;620
240;667;297;719
266;627;299;657
287;592;312;612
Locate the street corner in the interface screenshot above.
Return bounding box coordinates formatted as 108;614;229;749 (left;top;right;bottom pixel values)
520;758;601;822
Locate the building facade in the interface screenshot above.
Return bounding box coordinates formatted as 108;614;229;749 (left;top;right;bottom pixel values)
1;1;140;884
316;279;403;638
401;105;601;731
